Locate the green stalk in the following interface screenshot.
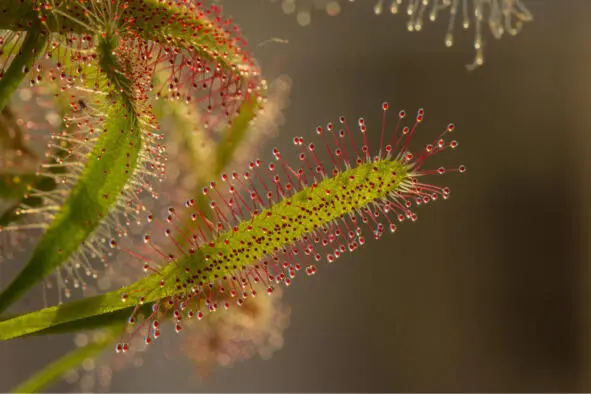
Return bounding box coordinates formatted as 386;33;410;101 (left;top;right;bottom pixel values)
11;324;122;393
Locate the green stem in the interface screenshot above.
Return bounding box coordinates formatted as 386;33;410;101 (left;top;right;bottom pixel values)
11;325;122;393
0;23;47;111
0;261;174;340
214;95;262;176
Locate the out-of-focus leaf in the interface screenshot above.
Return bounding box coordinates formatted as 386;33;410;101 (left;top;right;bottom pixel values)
11;324;122;393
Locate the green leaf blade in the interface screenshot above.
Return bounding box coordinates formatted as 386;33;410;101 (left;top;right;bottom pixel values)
0;99;143;314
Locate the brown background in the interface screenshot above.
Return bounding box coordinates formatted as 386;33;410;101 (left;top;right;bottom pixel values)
1;0;591;391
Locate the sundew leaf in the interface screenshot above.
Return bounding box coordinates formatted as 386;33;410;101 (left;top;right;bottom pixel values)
0;34;144;314
0;160;411;340
0;105;465;350
10;324;123;393
0;100;143;314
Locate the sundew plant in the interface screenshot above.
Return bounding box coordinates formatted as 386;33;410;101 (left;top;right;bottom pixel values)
0;0;480;392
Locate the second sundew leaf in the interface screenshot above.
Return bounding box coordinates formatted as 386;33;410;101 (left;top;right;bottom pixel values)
123;0;264;128
0;98;143;314
0;31;149;314
214;94;263;176
0;104;466;343
2;0;264;128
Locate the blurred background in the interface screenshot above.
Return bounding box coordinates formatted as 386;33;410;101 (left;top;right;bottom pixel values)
2;0;591;391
